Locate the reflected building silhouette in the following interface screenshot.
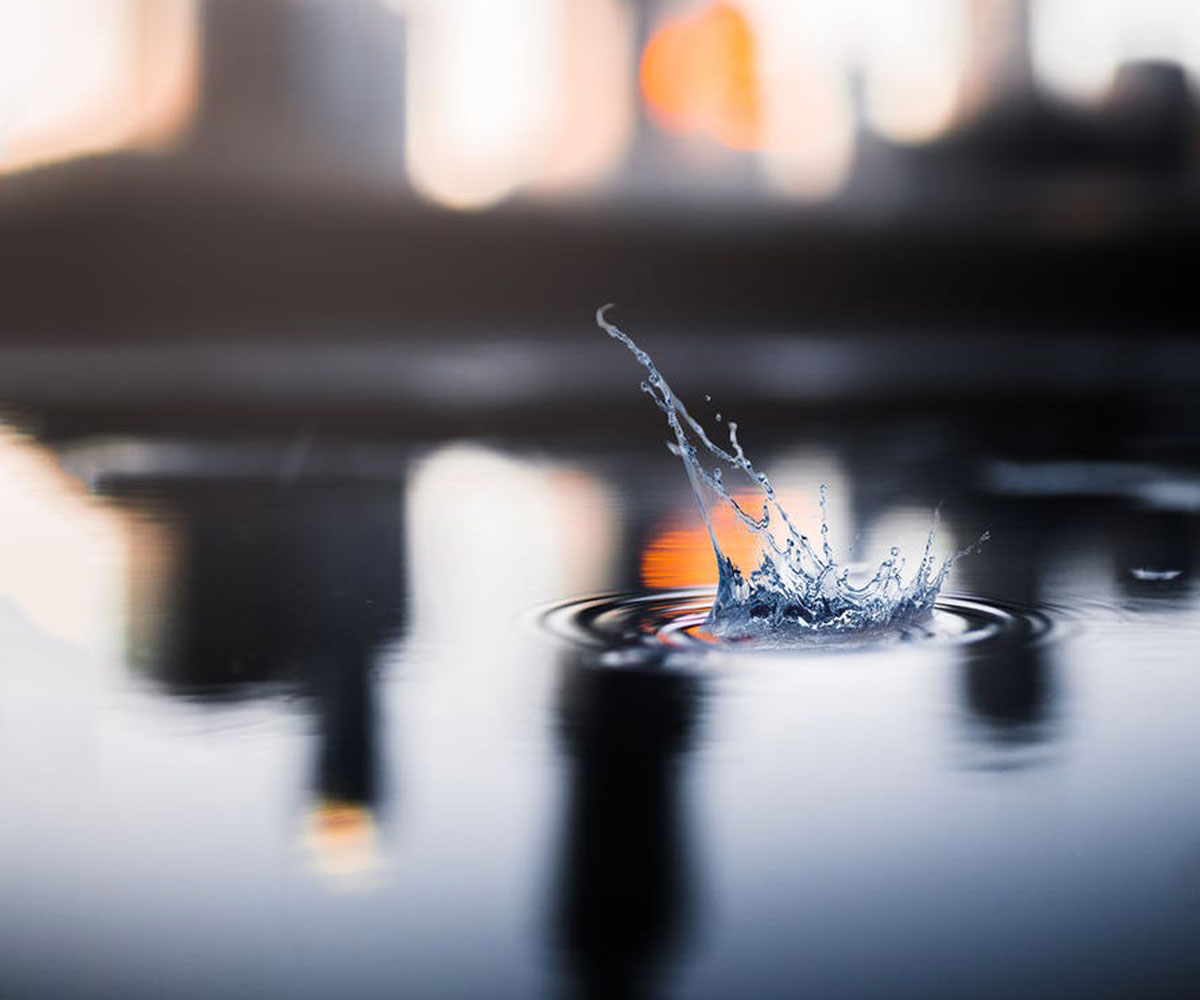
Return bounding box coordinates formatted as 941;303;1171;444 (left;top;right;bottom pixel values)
944;494;1069;767
813;429;1059;766
1113;507;1196;605
811;415;1071;767
959;639;1054;761
108;465;408;820
553;654;702;1000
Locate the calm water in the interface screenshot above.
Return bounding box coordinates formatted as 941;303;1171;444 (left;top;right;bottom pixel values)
1;393;1198;1000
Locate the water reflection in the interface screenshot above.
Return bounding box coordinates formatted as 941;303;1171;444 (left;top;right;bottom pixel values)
554;654;701;1000
1114;507;1195;605
0;403;1196;998
958;640;1055;770
943;495;1065;770
0;425;128;658
124;484;405;697
108;473;407;876
604;428;1071;770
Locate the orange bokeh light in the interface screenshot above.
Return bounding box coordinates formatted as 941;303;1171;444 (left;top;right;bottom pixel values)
640;1;761;150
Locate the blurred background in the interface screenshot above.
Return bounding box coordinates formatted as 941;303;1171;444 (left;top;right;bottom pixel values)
1;0;1199;348
2;4;1200;999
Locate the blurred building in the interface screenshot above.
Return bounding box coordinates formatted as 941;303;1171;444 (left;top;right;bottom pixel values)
0;0;1197;346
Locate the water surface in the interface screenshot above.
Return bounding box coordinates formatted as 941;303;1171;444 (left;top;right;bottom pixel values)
0;393;1197;999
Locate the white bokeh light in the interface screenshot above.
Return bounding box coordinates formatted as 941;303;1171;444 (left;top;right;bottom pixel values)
1033;0;1200;102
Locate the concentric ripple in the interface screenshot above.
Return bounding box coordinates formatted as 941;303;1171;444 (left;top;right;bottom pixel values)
539;588;1057;659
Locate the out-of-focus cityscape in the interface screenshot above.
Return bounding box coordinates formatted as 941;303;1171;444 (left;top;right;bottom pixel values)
5;0;1200;204
1;0;1198;343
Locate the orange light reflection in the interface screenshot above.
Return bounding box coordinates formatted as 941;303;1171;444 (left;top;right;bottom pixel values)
642;489;820;590
304;799;379;880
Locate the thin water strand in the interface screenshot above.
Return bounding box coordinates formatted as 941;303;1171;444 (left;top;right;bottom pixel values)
597;306;986;636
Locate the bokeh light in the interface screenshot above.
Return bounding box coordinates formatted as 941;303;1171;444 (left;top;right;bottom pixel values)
0;0;197;175
1033;0;1200;102
641;2;761;151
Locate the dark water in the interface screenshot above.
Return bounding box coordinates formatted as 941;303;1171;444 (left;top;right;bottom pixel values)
1;390;1198;1000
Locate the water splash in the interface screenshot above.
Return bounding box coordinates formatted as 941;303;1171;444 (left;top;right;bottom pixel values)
597;306;986;638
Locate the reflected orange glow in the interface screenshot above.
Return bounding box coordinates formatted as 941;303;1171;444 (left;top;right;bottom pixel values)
304;799;378;880
640;2;761;150
642;490;821;589
642;523;736;589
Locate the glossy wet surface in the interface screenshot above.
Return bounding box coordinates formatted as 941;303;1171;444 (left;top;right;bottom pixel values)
1;391;1198;999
